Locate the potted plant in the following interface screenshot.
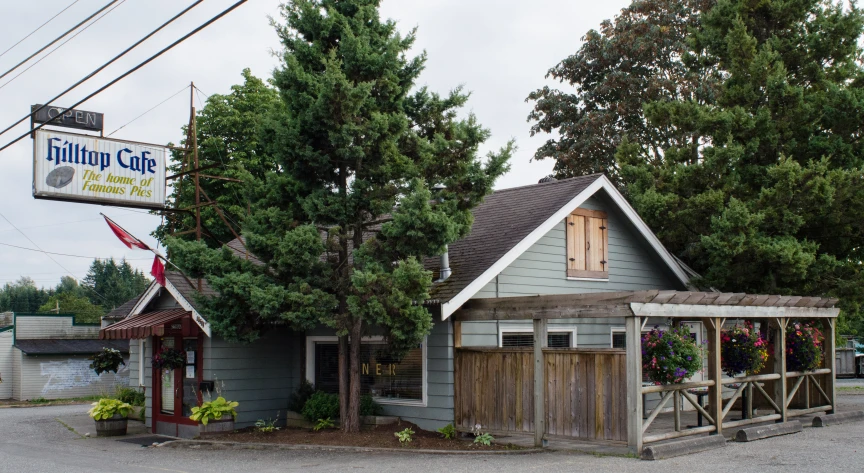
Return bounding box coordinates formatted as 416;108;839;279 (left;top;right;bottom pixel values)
721;322;768;377
786;322;824;372
89;348;125;375
88;398;133;437
642;325;703;384
151;347;185;381
189;397;239;437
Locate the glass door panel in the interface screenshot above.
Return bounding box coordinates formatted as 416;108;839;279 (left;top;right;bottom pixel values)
160;337;175;415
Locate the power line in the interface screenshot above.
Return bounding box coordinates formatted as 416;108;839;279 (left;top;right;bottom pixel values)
0;0;208;143
0;240;154;260
0;211;109;303
0;0;122;84
108;84;190;137
0;0;82;61
0;0;128;91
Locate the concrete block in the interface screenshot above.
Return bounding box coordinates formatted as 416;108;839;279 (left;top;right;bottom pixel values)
734;421;802;442
361;415;399;426
641;435;726;460
812;411;864;427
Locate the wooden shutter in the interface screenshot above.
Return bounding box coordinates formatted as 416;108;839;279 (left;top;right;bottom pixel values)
566;209;608;278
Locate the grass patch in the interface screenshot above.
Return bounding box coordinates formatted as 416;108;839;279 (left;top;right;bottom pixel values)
838;385;864;392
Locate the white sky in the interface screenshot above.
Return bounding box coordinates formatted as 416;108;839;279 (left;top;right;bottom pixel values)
0;0;630;289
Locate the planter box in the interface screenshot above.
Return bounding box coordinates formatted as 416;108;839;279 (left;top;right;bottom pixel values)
284;411;316;429
361;415;399;426
198;418;234;438
127;406;145;422
95;414;128;437
283;412;400;429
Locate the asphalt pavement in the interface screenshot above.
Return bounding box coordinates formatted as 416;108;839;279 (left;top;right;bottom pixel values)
1;396;864;473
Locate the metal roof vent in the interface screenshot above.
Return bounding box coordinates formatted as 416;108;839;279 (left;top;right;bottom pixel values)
538;175;558;183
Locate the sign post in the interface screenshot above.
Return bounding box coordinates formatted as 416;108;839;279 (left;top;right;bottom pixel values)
33;130;167;209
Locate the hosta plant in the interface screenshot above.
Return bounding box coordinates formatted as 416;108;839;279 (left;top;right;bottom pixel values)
642;325;703;384
786;322;824;372
88;398;133;420
721;322;768;377
189;397;238;425
395;428;414;444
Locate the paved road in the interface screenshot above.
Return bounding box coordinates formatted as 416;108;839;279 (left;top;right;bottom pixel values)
1;398;864;473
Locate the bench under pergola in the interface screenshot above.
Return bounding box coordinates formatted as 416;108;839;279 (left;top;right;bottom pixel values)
450;290;840;453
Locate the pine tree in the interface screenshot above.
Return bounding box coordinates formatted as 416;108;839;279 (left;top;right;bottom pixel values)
167;0;511;431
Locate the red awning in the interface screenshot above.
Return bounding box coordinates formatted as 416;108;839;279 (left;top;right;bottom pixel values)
99;309;191;340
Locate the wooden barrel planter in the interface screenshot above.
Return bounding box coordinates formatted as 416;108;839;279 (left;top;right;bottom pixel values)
198;419;234;438
95;414;128;437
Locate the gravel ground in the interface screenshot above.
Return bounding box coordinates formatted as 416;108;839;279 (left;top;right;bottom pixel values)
1;395;863;473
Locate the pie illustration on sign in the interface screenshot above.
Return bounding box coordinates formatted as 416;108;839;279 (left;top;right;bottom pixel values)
45;166;75;189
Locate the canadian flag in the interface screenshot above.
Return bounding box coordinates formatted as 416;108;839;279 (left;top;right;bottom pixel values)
102;214;150;250
151;255;166;287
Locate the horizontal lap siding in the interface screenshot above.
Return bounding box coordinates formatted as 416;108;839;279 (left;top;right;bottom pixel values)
205;328;304;428
14;315;100;339
128;340;139;388
0;332;12;399
381;319;454;431
17;354;130;400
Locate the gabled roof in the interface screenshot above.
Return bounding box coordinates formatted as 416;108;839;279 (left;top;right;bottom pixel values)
103;296;141;321
432;174;692;319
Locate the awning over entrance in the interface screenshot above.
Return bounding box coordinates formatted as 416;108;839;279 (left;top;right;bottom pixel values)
100;309;191;340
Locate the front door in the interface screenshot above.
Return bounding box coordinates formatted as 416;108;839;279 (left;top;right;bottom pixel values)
152;334;202;437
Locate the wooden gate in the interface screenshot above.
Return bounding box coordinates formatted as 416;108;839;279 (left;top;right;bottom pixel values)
454;347;627;442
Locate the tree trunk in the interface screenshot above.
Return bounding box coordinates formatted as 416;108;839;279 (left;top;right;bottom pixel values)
338;334;349;427
344;317;363;432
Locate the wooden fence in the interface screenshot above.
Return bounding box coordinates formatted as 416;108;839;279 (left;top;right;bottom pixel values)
454;347;627;442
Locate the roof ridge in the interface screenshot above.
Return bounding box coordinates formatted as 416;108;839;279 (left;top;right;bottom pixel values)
490;173;604;195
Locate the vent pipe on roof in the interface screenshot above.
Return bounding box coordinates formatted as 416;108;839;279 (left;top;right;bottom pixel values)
438;245;452;282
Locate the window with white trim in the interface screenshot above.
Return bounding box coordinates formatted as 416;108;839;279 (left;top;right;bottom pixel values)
305;337;427;406
499;326;576;348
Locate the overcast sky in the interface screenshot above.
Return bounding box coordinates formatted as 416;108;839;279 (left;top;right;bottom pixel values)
0;0;630;291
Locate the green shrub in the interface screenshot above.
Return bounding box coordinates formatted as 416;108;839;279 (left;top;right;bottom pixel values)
115;387;145;407
88;398;133;420
314;417;335;431
287;380;315;413
359;394;383;416
438;423;456;440
301;392;339;422
474;432;494;446
189;397;239;425
395;427;414;444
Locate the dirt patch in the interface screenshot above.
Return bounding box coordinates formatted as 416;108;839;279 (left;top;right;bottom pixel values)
210;421;520;451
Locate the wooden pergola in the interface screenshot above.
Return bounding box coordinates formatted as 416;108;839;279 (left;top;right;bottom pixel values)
451;290;840;454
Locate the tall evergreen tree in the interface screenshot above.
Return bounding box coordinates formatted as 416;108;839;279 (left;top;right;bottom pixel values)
82;258;150;309
168;0;511;431
0;277;52;313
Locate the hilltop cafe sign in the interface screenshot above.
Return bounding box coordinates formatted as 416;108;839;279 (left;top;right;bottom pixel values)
33;129;167;209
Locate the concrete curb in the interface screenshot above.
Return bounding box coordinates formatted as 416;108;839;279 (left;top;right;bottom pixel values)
812;410;864;427
161;438;545;455
734;421;802;442
641;435;726;460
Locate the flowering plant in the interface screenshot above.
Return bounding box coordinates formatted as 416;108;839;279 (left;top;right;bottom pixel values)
786;322;824;372
720;323;768;377
642;325;703;384
151;347;186;371
89;347;126;375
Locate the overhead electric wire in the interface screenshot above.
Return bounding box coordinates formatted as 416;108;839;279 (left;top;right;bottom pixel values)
0;240;153;260
108;83;191;137
0;0;82;61
0;211;109;303
0;0;122;83
0;0;209;144
0;0;128;91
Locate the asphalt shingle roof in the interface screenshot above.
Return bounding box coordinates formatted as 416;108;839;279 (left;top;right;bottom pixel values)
103;297;141;321
15;339;129;355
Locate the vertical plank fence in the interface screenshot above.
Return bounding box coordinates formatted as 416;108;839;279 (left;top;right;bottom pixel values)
454;347;627;442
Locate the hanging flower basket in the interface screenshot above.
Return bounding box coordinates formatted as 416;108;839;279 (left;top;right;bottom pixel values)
152;347;186;372
721;322;768;377
641;325;703;384
786;322;824;372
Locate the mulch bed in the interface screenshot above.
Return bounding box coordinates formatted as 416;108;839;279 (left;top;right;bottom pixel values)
209;421;521;451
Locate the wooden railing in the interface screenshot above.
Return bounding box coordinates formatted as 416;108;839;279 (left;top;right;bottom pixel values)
717;374;782;429
786;368;833;417
641;380;717;444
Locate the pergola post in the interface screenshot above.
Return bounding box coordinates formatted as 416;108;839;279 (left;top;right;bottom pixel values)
774;317;788;422
625;315;643;455
823;318;836;414
533;318;547;448
705;317;722;437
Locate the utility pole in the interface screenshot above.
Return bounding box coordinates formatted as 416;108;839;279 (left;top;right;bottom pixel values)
191;81;202;292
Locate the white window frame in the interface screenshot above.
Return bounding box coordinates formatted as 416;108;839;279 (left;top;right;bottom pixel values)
305;335;428;407
498;324;577;348
138;339;145;387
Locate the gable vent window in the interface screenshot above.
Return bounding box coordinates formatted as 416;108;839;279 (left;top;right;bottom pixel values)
566;208;609;279
501;332;573;348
